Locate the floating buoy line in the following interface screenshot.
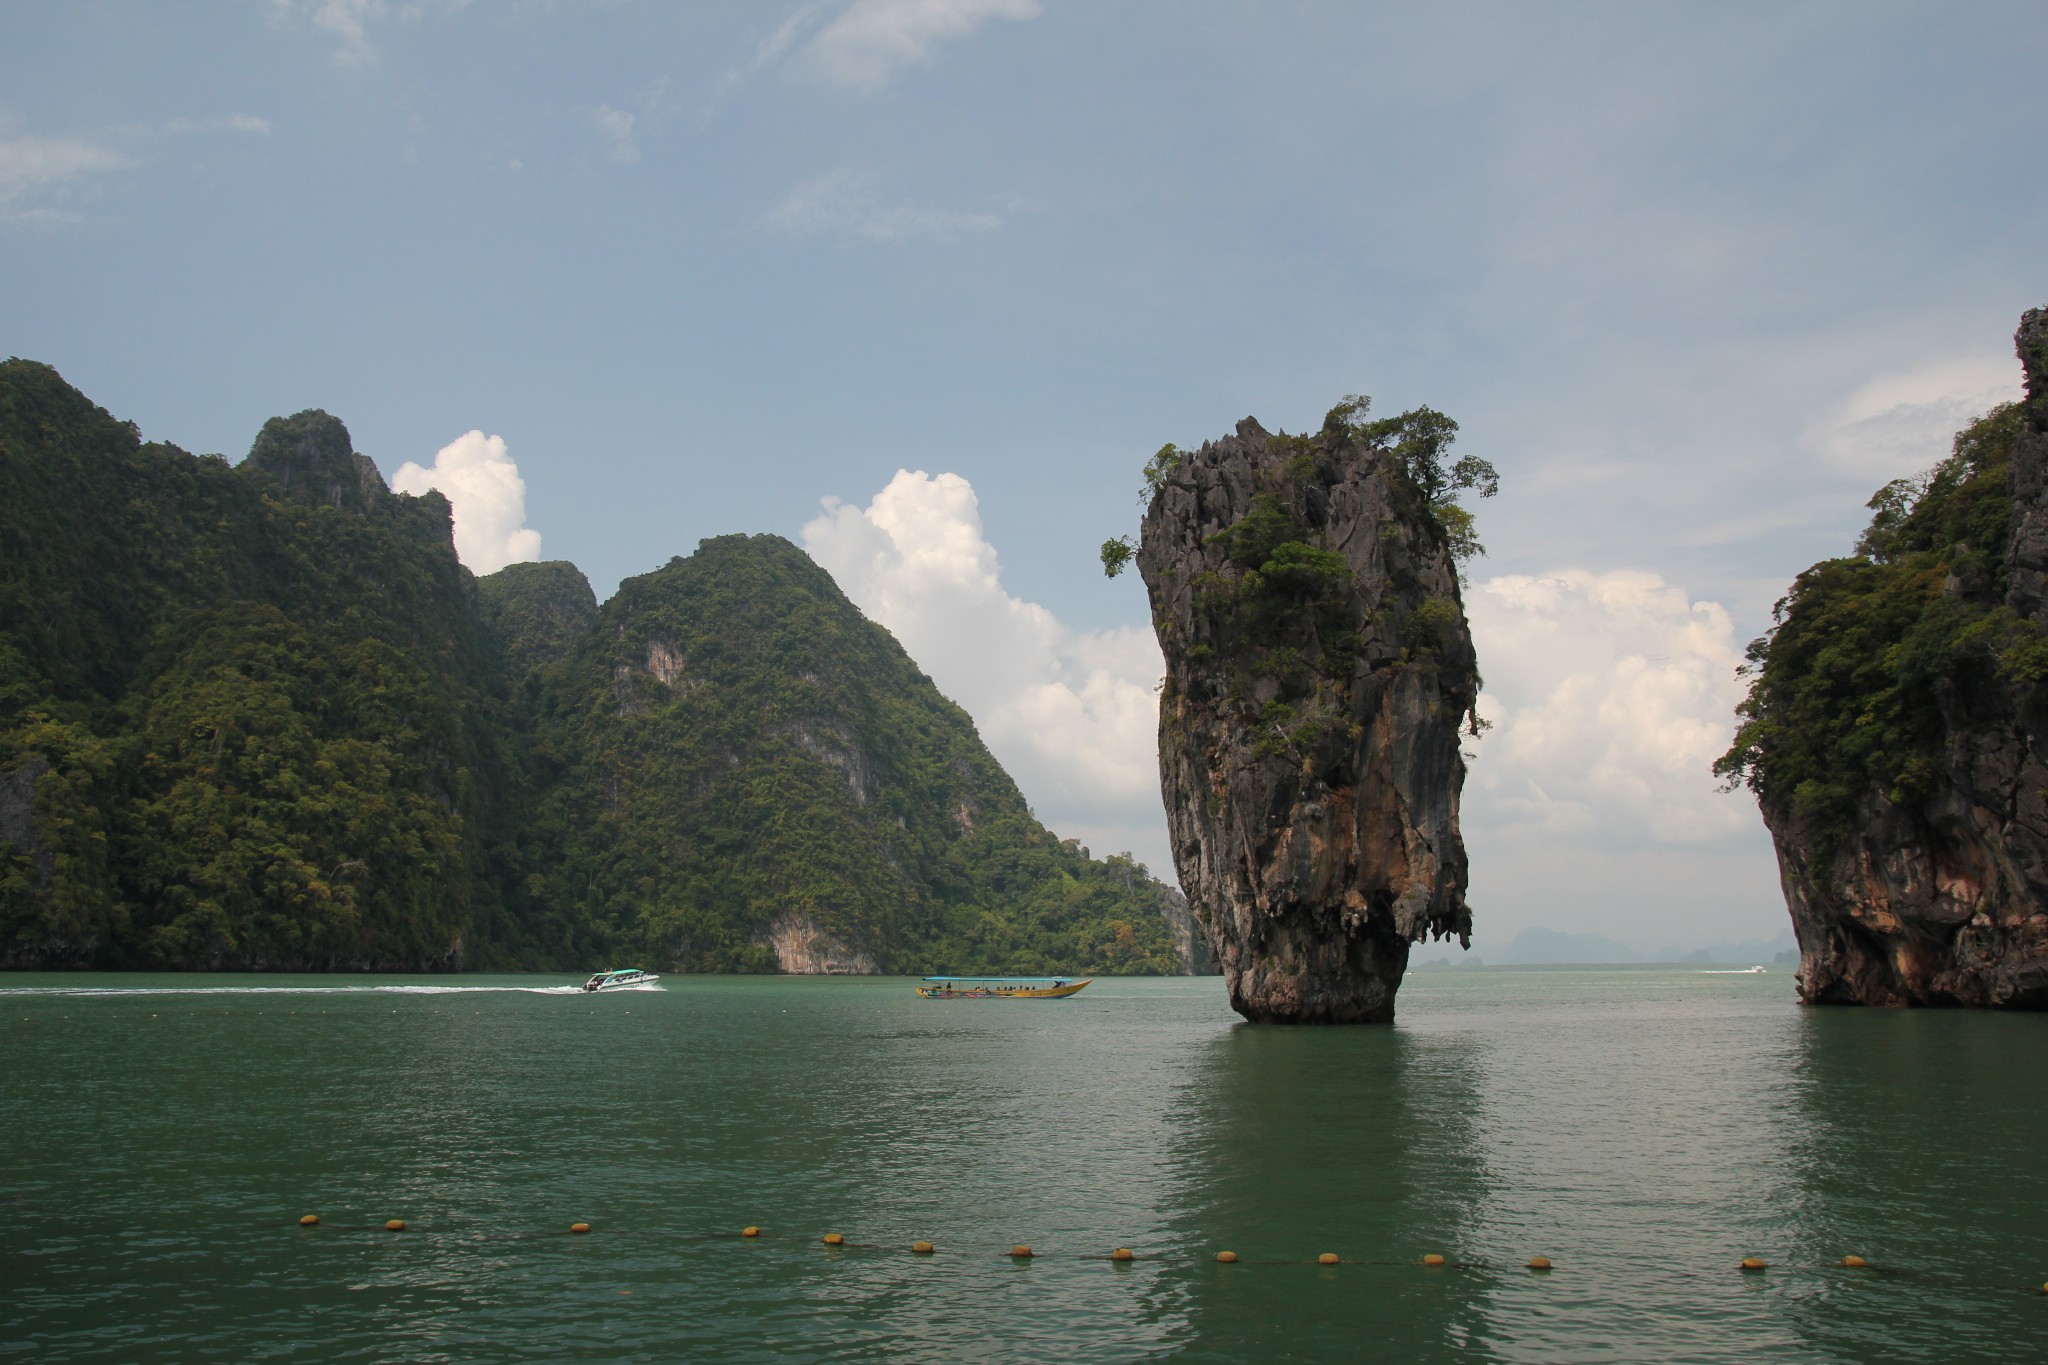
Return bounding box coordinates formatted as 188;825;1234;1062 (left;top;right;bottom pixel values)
270;1217;2048;1290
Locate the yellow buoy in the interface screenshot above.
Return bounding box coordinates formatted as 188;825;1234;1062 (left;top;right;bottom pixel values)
1011;1245;1033;1258
570;1223;591;1235
1422;1253;1447;1267
742;1226;760;1238
823;1233;845;1246
298;1214;320;1227
1317;1252;1340;1266
1215;1250;1238;1264
1527;1256;1552;1270
912;1241;934;1255
384;1220;406;1232
1110;1247;1134;1261
1840;1255;1866;1268
1740;1257;1767;1271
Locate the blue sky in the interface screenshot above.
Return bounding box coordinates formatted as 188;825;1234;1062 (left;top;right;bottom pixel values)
6;1;2046;954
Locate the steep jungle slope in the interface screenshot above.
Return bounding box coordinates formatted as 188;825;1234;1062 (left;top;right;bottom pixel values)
0;360;1194;974
1717;307;2048;1007
488;535;1191;975
0;360;513;968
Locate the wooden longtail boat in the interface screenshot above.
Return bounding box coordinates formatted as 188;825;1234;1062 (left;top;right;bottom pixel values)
915;975;1092;999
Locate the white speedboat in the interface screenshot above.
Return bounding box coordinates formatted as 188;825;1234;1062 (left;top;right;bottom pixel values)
582;967;660;992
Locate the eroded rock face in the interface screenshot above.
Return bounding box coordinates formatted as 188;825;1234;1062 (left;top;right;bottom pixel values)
1137;418;1478;1022
760;910;881;975
1769;786;2048;1008
1769;309;2048;1008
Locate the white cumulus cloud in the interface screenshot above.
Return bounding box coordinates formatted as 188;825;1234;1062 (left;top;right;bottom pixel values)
391;430;543;575
1808;352;2021;480
799;0;1041;93
1465;569;1753;849
802;469;1169;873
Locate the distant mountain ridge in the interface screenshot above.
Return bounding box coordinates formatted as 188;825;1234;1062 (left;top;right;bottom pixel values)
0;360;1196;974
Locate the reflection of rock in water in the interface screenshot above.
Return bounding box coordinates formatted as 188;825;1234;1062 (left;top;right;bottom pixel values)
1137;416;1479;1022
1145;1023;1490;1354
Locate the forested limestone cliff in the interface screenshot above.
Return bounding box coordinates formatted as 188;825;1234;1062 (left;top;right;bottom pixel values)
487;535;1193;975
0;360;1191;975
1719;309;2048;1008
1119;399;1490;1022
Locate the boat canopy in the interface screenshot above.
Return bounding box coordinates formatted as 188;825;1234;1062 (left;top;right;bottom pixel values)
922;975;1071;983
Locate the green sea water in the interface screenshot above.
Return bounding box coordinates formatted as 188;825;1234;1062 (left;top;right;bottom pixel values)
2;969;2045;1363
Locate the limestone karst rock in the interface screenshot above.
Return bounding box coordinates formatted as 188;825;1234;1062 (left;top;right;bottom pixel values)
240;409;390;513
1730;308;2048;1008
1136;413;1481;1022
0;362;1198;975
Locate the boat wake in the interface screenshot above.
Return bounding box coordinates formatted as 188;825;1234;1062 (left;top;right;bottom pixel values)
0;983;664;997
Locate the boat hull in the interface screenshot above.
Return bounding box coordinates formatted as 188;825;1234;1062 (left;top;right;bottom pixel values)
583;970;660;992
915;980;1091;999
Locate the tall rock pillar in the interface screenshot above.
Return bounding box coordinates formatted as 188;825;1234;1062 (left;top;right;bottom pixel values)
1137;414;1480;1022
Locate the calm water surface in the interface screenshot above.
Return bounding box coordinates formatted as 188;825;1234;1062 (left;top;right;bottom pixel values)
2;969;2045;1362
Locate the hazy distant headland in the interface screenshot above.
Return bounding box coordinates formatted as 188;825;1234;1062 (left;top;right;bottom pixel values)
1412;926;1798;971
0;361;1200;976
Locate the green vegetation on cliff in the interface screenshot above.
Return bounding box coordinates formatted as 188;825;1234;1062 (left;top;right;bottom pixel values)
0;364;504;968
1103;395;1496;742
1715;403;2046;842
0;361;1187;974
491;535;1187;974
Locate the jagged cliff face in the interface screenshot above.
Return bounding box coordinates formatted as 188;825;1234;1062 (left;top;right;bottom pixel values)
1769;786;2048;1007
1758;310;2048;1009
1137;418;1477;1022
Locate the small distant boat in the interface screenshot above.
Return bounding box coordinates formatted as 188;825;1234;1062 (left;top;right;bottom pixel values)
916;975;1091;1000
582;967;660;992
